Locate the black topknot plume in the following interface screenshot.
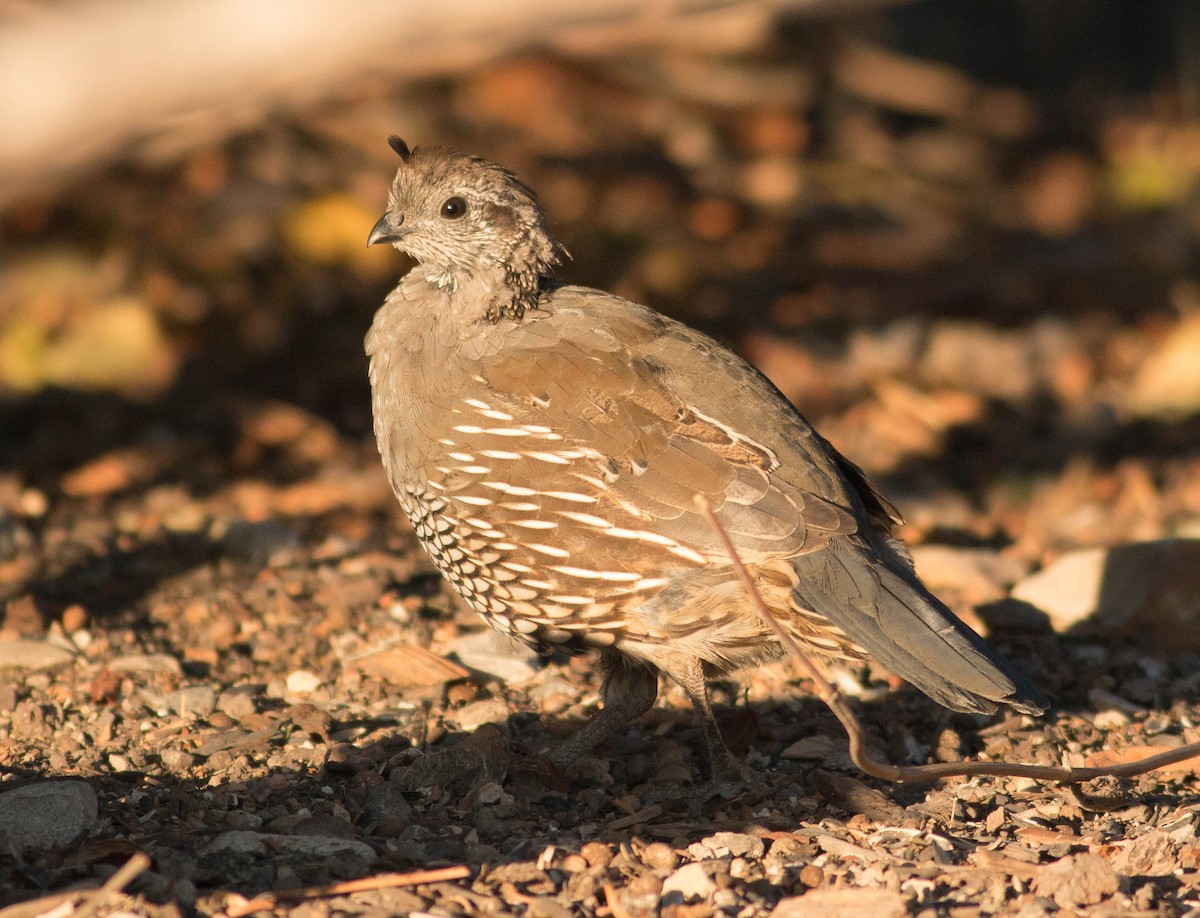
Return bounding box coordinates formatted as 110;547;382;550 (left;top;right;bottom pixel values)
387;136;412;161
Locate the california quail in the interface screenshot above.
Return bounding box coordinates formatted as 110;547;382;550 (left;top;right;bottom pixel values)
366;137;1046;779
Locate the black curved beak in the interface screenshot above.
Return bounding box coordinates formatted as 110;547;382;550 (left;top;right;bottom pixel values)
367;213;408;247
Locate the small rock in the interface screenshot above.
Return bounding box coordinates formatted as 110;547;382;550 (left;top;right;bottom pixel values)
160;748;198;772
580;841;613;868
364;782;415;832
799;864;824;887
0;639;74;671
205;831;376;873
226;810;264;830
0;781;98;853
449;697;509;732
448;628;540;683
286;670;322;694
475;781;506;805
221;518;300;567
216;687;258;720
641;842;678;871
1093;708;1130;729
108;653;183;676
661;863;716;902
781;735;835;760
205;830;267;856
687;831;764;860
287;813;356;839
161;685;217;718
526;898;573;918
920;320;1039;401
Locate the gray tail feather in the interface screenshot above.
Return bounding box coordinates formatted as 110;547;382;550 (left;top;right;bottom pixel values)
791;541;1047;716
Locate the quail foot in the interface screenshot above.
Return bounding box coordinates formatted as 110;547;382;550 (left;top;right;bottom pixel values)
366;137;1046;787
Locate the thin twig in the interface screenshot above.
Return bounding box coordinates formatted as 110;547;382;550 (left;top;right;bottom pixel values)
73;852;151;918
224;866;471;917
693;493;1200;785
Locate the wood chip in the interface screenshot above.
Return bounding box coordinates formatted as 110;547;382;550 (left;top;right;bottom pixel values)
352;644;469;688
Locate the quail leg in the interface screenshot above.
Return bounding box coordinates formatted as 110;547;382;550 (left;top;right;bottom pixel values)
674;657;756;788
401;655;659;794
548;656;659;769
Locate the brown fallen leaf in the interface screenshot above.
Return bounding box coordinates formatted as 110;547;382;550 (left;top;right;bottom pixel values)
1110;830;1179;877
1031;852;1118;907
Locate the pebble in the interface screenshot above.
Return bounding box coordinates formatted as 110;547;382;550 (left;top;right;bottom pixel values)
220;518;301;567
286;670;322;694
364;782;415;833
216;687;258;719
0;639;74;671
781;735;836;760
160;748;198;772
661;862;716;902
448;629;540;683
205;831;377;873
161;685;218;718
580;841;613;868
1093;708;1130;729
226;810;264;830
640;841;678;871
688;831;765;860
108;652;183;676
449;697;509;732
0;781;98;853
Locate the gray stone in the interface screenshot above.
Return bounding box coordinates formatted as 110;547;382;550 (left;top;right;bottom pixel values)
108;652;183;676
449;697;510;732
160;748;198;772
0;639;74;671
216;687;259;719
448;629;539;684
161;685;217;717
204;830;377;873
364;782;414;830
0;781;97;853
688;831;764;860
221;518;300;567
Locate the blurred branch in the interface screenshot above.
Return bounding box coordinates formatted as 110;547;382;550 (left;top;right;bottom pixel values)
0;0;911;208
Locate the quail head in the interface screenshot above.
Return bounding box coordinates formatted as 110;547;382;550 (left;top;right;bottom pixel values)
366;136;1046;780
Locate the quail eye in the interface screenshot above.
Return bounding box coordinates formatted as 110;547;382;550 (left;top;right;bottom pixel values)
440;196;468;219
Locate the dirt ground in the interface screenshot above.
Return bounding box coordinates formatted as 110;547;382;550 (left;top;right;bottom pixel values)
3;5;1200;916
